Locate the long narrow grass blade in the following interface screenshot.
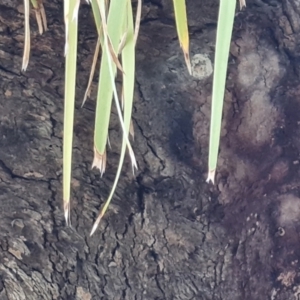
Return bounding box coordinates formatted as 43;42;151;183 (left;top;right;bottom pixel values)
93;0;136;175
22;0;31;71
172;0;191;74
63;0;80;225
34;10;43;34
82;37;101;107
207;0;236;184
82;0;103;107
91;0;136;236
40;1;48;31
30;0;43;34
133;0;142;46
92;0;123;173
101;0;137;165
90;0;102;34
64;0;70;56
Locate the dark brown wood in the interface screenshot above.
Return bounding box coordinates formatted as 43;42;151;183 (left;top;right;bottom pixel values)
1;0;300;299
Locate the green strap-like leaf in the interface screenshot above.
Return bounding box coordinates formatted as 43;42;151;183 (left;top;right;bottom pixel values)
91;0;136;236
63;0;79;224
207;0;236;183
172;0;191;74
93;0;127;169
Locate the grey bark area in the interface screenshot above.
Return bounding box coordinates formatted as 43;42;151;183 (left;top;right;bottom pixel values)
1;0;300;299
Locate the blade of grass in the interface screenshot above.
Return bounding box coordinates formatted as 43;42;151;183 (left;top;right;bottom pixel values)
93;0;136;175
133;0;142;46
82;0;104;107
92;0;125;175
40;1;48;31
30;0;43;34
118;31;128;54
102;15;137;173
172;0;191;74
90;0;136;236
82;36;101;107
30;0;47;34
22;0;31;71
63;0;80;225
105;34;125;73
207;0;236;184
90;0;102;35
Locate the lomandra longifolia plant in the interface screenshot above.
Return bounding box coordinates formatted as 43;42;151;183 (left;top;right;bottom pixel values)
21;0;245;235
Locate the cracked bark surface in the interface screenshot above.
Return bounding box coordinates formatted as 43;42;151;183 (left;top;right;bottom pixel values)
1;0;300;299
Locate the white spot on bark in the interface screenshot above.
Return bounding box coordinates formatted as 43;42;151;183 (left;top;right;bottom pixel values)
191;54;213;80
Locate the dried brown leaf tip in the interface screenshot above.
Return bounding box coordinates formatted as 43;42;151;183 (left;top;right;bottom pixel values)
32;0;48;34
64;201;70;226
184;52;192;75
90;213;103;236
92;148;107;177
239;0;246;9
206;169;216;185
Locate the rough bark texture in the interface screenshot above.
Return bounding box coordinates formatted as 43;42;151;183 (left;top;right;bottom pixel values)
1;0;300;299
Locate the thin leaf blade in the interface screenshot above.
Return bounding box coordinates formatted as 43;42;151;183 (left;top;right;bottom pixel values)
207;0;236;184
93;0;127;163
63;0;80;224
91;0;136;236
172;0;191;74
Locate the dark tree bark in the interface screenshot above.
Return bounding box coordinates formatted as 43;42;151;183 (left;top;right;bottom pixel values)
1;0;300;299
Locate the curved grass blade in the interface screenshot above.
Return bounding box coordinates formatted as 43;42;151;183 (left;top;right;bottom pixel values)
207;0;236;184
172;0;191;74
63;0;80;225
91;0;136;236
22;0;31;71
